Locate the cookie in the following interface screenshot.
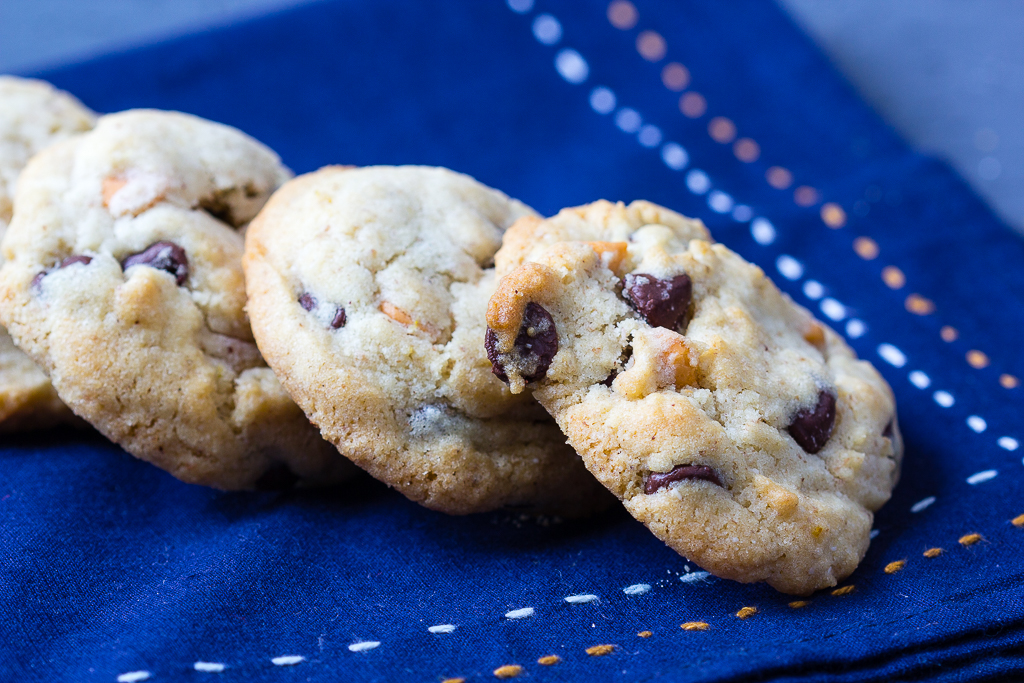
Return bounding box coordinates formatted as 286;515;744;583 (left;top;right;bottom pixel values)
243;165;613;515
0;76;95;431
486;203;902;594
0;109;354;489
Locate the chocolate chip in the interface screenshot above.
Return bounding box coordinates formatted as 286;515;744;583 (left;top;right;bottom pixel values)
298;292;317;311
330;307;347;329
485;302;558;384
32;255;94;289
199;193;235;227
254;463;299;491
122;241;188;285
623;273;692;330
788;390;837;454
644;464;723;494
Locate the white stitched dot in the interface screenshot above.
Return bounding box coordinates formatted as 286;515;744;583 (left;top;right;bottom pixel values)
998;436;1019;451
967;415;987;433
685;169;711;194
661;143;688;170
615;108;642;133
751;217;775;245
820;297;845;321
589;87;616;114
194;662;225;673
845;319;866;338
623;583;651;595
428;624;457;634
776;255;803;280
272;656;304;666
908;370;931;389
708;190;734;213
554;49;589;84
802;280;825;300
911;496;935;513
505;607;535;619
877;343;907;368
933;390;955;408
564;594;599;604
532;14;562;44
507;0;534;13
638;124;662;148
966;469;997;485
679;571;711;583
117;673;150;683
732;205;753;222
348;641;381;652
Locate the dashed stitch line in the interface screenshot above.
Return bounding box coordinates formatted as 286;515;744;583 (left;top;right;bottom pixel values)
271;655;304;666
537;655;561;665
505;607;535;619
193;662;225;673
967;469;998;485
681;621;710;631
623;583;651;595
586;644;616;656
788;601;809;609
959;533;983;546
348;641;380;653
596;0;1019;389
831;586;856;597
638;630;653;638
429;624;457;634
565;593;599;604
911;496;936;513
735;606;758;619
924;547;944;558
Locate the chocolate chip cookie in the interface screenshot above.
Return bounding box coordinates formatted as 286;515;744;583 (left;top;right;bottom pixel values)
0;76;95;431
0;109;354;489
486;203;902;593
243;166;612;515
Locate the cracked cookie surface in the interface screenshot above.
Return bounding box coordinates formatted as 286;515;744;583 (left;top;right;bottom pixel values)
0;76;95;432
487;202;902;593
0;109;354;489
244;165;612;515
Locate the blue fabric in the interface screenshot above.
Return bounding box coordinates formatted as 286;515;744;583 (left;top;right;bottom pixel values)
3;1;1023;680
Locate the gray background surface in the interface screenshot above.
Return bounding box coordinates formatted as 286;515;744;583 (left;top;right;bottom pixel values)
1;0;1021;234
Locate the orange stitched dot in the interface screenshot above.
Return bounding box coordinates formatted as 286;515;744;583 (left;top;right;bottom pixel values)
940;325;959;342
853;237;879;260
681;621;710;631
493;664;523;679
821;202;847;228
905;294;935;315
735;606;758;619
637;30;667;61
831;585;855;596
881;266;906;289
537;655;560;666
708;116;737;143
959;533;982;546
923;547;944;558
1011;514;1024;527
637;631;653;638
607;0;638;29
586;645;616;657
966;350;990;369
788;601;809;609
766;166;793;189
733;138;760;162
679;92;707;118
1000;373;1020;389
884;560;906;574
442;678;466;683
661;62;690;91
794;185;820;207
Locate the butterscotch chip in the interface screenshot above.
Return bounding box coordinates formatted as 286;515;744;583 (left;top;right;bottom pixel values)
243;166;611;516
485;201;902;595
0;76;95;432
0;109;353;489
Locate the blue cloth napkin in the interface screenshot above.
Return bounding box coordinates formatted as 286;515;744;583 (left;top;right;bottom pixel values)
3;1;1023;680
